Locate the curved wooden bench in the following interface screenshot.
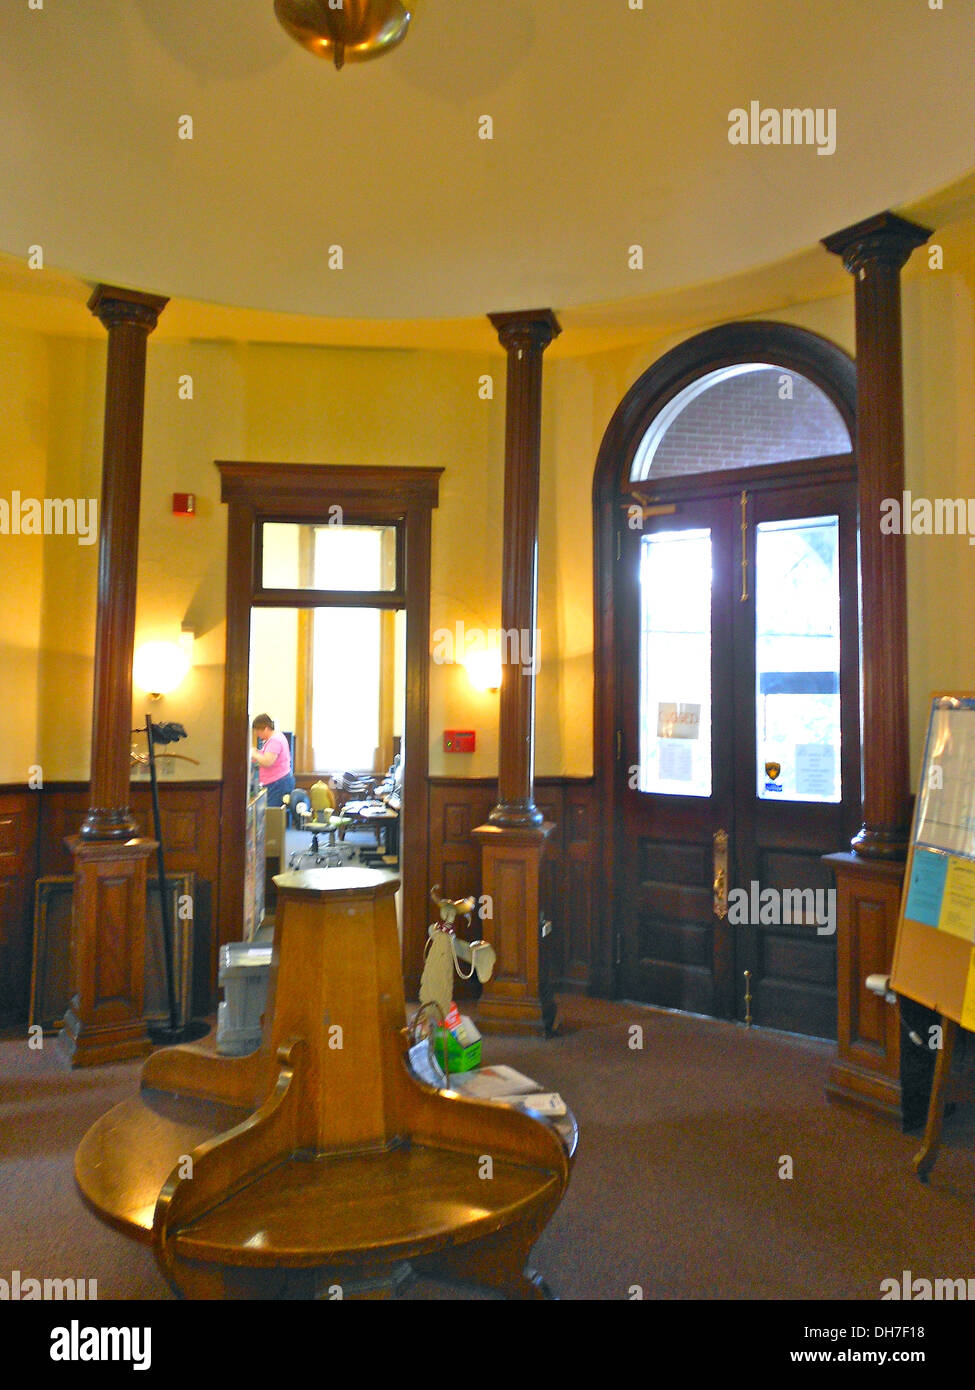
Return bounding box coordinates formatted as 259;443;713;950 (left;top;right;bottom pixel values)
76;869;573;1299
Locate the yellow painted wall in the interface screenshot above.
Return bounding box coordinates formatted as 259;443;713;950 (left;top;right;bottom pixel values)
902;270;975;772
30;337;504;782
0;326;49;784
4;264;975;796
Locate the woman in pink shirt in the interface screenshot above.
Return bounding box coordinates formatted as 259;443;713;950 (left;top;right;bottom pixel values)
250;714;295;808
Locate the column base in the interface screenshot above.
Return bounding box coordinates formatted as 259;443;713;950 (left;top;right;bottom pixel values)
473;821;556;1037
850;824;909;862
488;801;545;829
824;851;906;1124
825;1057;903;1125
58;835;156;1069
476;992;557;1037
58;1005;153;1069
79;806;140;840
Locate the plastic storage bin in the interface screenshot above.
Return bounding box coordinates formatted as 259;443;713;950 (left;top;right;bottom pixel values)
216;942;273;1056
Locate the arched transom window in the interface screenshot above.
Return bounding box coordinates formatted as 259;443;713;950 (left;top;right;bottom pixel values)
630;364;852;482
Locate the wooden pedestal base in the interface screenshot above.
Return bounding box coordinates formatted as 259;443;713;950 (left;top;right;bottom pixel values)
824;852;906;1121
473;822;556;1035
58;836;156;1068
75;869;572;1300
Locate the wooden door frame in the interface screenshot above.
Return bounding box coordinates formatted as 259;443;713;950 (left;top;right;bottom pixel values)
216;462;442;998
591;321;857;998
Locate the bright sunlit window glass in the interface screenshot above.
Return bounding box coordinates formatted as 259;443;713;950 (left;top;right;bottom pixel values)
313;524;395;590
312;607;382;770
638;529;713;797
755;516;841;803
260;522;397;590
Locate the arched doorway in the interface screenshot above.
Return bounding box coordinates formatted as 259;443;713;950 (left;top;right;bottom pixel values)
593;323;859;1038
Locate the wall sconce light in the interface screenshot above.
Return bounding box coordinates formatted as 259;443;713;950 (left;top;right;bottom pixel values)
463;649;503;693
133;629;195;701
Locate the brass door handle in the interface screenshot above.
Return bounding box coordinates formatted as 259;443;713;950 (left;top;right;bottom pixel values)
713;828;729;919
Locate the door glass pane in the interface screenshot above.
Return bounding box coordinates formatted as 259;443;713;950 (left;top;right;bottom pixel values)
755;516;841;802
638;529;712;797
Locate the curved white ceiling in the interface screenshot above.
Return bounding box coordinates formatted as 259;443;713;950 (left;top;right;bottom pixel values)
1;0;974;321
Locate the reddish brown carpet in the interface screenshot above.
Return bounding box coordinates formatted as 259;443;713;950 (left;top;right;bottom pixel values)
2;994;974;1301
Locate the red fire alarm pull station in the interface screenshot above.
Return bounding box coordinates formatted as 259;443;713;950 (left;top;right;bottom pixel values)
172;493;196;515
444;730;476;753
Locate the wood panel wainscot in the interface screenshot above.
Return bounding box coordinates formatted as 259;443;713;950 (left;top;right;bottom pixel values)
427;778;594;993
0;791;40;1028
0;782;221;1027
4;778;593;1027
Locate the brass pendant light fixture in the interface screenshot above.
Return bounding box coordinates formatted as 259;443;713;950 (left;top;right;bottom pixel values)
275;0;412;70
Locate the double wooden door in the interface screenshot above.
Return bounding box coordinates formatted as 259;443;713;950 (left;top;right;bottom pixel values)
617;465;860;1037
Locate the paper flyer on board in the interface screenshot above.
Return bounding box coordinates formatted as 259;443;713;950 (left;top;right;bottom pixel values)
915;703;975;860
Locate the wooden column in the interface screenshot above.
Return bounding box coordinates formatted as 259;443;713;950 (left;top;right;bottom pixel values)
475;309;559;1034
822;212;929;861
821;213;930;1118
60;285;167;1067
80;285;168;841
487;309;560;827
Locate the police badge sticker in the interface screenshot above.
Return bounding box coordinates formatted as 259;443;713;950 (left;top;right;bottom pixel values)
764;760;783;793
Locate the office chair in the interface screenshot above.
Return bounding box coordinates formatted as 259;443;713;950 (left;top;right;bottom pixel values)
286;781;354;869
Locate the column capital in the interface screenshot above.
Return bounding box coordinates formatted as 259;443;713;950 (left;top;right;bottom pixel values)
88;284;169;333
488;308;561;355
822;211;931;277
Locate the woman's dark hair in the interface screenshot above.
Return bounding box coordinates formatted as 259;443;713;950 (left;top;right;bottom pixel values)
252;714;274;730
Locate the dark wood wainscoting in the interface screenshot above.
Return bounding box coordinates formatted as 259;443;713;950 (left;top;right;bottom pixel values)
0;782;221;1026
0;792;40;1028
3;777;596;1028
427;778;595;992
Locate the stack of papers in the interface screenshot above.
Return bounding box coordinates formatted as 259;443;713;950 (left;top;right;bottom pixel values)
513;1093;567;1117
446;1065;567;1115
446;1064;539;1099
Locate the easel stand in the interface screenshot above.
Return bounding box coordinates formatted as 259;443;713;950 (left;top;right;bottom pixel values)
913;1017;971;1181
144;715;179;1036
75;869;572;1299
889;694;975;1181
137;715;208;1045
